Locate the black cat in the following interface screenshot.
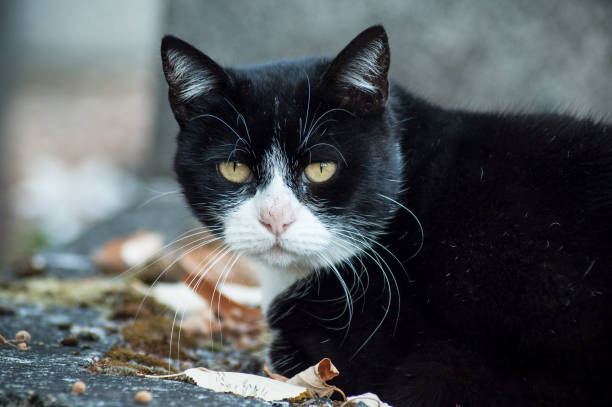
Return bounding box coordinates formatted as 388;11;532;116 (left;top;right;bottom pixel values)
161;25;612;406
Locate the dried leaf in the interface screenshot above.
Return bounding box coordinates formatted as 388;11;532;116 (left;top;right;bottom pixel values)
95;229;266;345
149;282;210;314
182;274;263;323
180;245;260;287
286;358;342;398
93;230;262;306
184;368;311;402
316;358;339;382
92;231;163;272
141;282;220;336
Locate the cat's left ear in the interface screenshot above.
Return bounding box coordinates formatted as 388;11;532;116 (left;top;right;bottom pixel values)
322;25;390;115
161;35;231;123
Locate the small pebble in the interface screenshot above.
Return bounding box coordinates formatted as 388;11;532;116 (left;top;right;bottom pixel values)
15;330;31;343
72;381;86;394
17;342;28;350
0;306;15;316
76;330;100;341
61;335;79;347
134;390;152;403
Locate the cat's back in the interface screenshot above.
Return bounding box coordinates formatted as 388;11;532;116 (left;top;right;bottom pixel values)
396;106;612;399
458;111;612;236
406;107;612;238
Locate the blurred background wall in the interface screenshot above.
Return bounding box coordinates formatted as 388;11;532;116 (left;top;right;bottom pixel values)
1;0;611;263
2;0;164;261
0;2;19;265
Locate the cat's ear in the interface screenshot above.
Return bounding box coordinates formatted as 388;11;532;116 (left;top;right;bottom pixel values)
161;35;230;122
322;25;390;115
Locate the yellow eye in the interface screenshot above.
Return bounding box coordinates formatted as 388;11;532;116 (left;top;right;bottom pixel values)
304;161;337;183
218;161;251;183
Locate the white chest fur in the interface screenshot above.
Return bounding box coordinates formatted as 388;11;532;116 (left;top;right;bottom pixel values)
258;262;311;316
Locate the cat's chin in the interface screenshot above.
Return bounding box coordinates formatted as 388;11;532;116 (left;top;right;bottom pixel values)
244;242;329;270
252;245;303;268
233;236;360;271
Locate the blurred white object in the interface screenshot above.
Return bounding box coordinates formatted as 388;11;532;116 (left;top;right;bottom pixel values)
220;283;262;308
149;282;210;314
119;231;165;267
347;393;393;407
148;281;262;314
12;156;139;244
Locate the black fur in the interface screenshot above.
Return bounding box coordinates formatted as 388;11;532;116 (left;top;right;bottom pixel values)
162;26;612;406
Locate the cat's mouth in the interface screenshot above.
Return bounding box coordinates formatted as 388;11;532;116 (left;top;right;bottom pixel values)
270;243;287;253
267;241;299;258
252;241;302;266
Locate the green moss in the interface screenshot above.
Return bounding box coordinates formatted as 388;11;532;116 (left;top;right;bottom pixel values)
90;358;169;376
104;344;174;370
109;290;169;320
286;390;314;403
104;360;155;376
121;315;196;361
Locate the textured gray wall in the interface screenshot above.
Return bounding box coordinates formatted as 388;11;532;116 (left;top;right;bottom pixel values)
148;0;612;175
0;2;18;264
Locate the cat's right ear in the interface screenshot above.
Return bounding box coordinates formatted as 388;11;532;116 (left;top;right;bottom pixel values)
161;36;230;123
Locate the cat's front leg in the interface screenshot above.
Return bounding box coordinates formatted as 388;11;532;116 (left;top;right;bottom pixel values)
267;326;524;407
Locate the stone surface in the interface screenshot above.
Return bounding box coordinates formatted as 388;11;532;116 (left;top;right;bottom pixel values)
0;301;271;407
0;189;263;407
0;191;334;407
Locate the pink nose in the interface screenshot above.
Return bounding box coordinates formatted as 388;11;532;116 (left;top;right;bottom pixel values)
259;199;296;237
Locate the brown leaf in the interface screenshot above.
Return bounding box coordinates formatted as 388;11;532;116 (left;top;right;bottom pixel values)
286;358;344;399
91;235;126;272
179;244;260;287
316;358;339;382
92;231;164;273
182;273;263;323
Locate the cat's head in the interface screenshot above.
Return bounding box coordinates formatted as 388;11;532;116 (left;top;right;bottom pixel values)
161;26;403;271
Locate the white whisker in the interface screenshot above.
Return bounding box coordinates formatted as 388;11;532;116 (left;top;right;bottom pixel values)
137;189;181;209
377;193;424;259
135;235;222;320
